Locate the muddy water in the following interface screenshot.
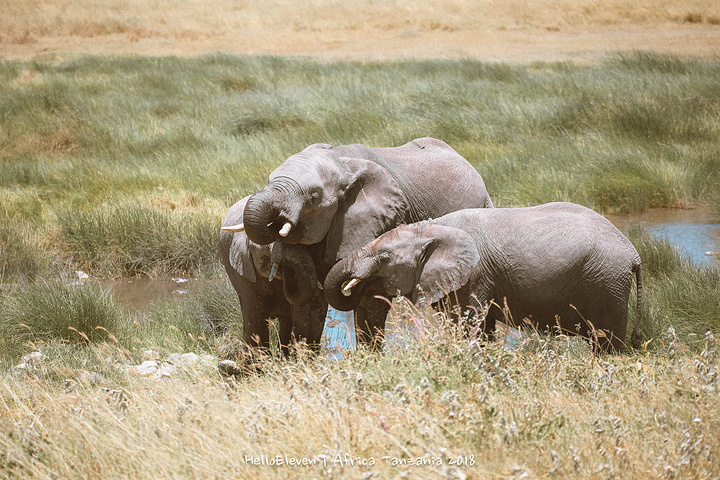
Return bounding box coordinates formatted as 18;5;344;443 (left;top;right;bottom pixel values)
99;277;194;312
607;208;720;266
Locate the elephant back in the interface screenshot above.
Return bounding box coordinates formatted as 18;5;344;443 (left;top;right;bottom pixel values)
363;137;494;221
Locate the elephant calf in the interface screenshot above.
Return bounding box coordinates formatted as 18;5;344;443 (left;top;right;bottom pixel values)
324;202;643;352
220;196;326;356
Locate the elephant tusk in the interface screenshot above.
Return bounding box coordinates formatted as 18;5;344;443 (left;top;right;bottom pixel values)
220;223;245;233
269;263;279;282
278;222;292;237
341;278;360;296
317;281;323;290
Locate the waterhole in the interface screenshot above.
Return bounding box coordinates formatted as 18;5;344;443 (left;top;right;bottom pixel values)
607;207;719;266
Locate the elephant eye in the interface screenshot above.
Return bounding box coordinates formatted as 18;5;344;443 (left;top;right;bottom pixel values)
376;250;393;264
309;188;323;206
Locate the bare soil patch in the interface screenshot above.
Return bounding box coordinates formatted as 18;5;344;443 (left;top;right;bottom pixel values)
2;0;719;63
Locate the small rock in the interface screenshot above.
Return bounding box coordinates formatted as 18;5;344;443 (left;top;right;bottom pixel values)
23;351;48;364
142;349;160;360
180;352;199;364
127;360;159;376
705;251;716;257
154;362;176;379
218;359;242;376
75;270;90;280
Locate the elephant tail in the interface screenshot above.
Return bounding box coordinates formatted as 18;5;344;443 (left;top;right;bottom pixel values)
631;262;643;350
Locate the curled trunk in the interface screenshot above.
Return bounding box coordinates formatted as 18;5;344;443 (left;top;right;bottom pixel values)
243;189;282;245
324;257;367;312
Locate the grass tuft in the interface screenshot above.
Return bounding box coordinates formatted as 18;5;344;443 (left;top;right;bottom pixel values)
56;203;220;277
0;281;126;360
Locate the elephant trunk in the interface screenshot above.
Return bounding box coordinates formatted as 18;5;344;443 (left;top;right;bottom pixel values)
272;243;318;306
324;256;368;312
243;188;284;246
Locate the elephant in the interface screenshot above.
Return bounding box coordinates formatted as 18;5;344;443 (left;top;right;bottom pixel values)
242;137;494;346
324;202;643;352
219;196;326;356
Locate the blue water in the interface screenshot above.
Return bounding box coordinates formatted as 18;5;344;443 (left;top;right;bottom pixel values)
645;222;719;265
609;208;719;266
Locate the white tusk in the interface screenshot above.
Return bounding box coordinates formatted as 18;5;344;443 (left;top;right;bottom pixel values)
317;281;323;290
278;222;292;237
220;223;245;233
341;278;360;296
269;263;279;282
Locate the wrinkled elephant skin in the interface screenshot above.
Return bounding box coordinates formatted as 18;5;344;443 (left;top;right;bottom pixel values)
220;196;326;356
325;202;643;353
243;137;494;346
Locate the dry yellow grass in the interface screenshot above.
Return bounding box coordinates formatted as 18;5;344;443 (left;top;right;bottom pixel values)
1;323;718;479
2;0;719;62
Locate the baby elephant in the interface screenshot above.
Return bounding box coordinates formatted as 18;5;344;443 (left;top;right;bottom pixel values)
324;202;643;352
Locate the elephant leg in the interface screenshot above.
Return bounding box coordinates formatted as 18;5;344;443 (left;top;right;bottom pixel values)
237;289;271;351
355;296;391;350
445;288;484;339
481;303;502;342
277;315;293;357
292;297;328;353
586;308;628;355
463;293;498;342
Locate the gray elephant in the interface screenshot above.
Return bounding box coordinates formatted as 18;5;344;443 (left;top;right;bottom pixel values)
242;137;494;346
324;202;643;352
220;196;326;356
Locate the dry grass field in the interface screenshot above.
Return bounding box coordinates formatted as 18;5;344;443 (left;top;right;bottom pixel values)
1;0;719;62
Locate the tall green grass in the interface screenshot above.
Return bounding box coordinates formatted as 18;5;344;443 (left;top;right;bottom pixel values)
0;278;241;363
626;227;720;349
56;202;220;277
0;281;127;360
1;53;719;279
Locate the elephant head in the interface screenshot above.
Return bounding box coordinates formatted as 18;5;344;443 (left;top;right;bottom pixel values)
324;222;480;311
243;143;407;265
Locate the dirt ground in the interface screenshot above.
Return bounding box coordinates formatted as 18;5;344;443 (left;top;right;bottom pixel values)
2;25;719;64
1;1;719;63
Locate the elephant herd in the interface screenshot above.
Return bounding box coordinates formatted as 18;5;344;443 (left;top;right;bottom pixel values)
220;137;643;356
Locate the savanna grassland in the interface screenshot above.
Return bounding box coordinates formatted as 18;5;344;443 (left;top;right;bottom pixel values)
2;1;720;478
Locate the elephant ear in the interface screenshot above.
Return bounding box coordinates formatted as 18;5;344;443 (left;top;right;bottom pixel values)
227;232;258;282
325;157;408;265
413;224;480;306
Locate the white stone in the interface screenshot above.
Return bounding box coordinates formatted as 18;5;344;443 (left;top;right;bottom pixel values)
22;351;48;364
127;360;159;376
154;362;177;379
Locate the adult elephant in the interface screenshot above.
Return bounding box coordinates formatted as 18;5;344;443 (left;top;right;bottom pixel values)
324;203;643;353
219;196;326;356
242;137;494;346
